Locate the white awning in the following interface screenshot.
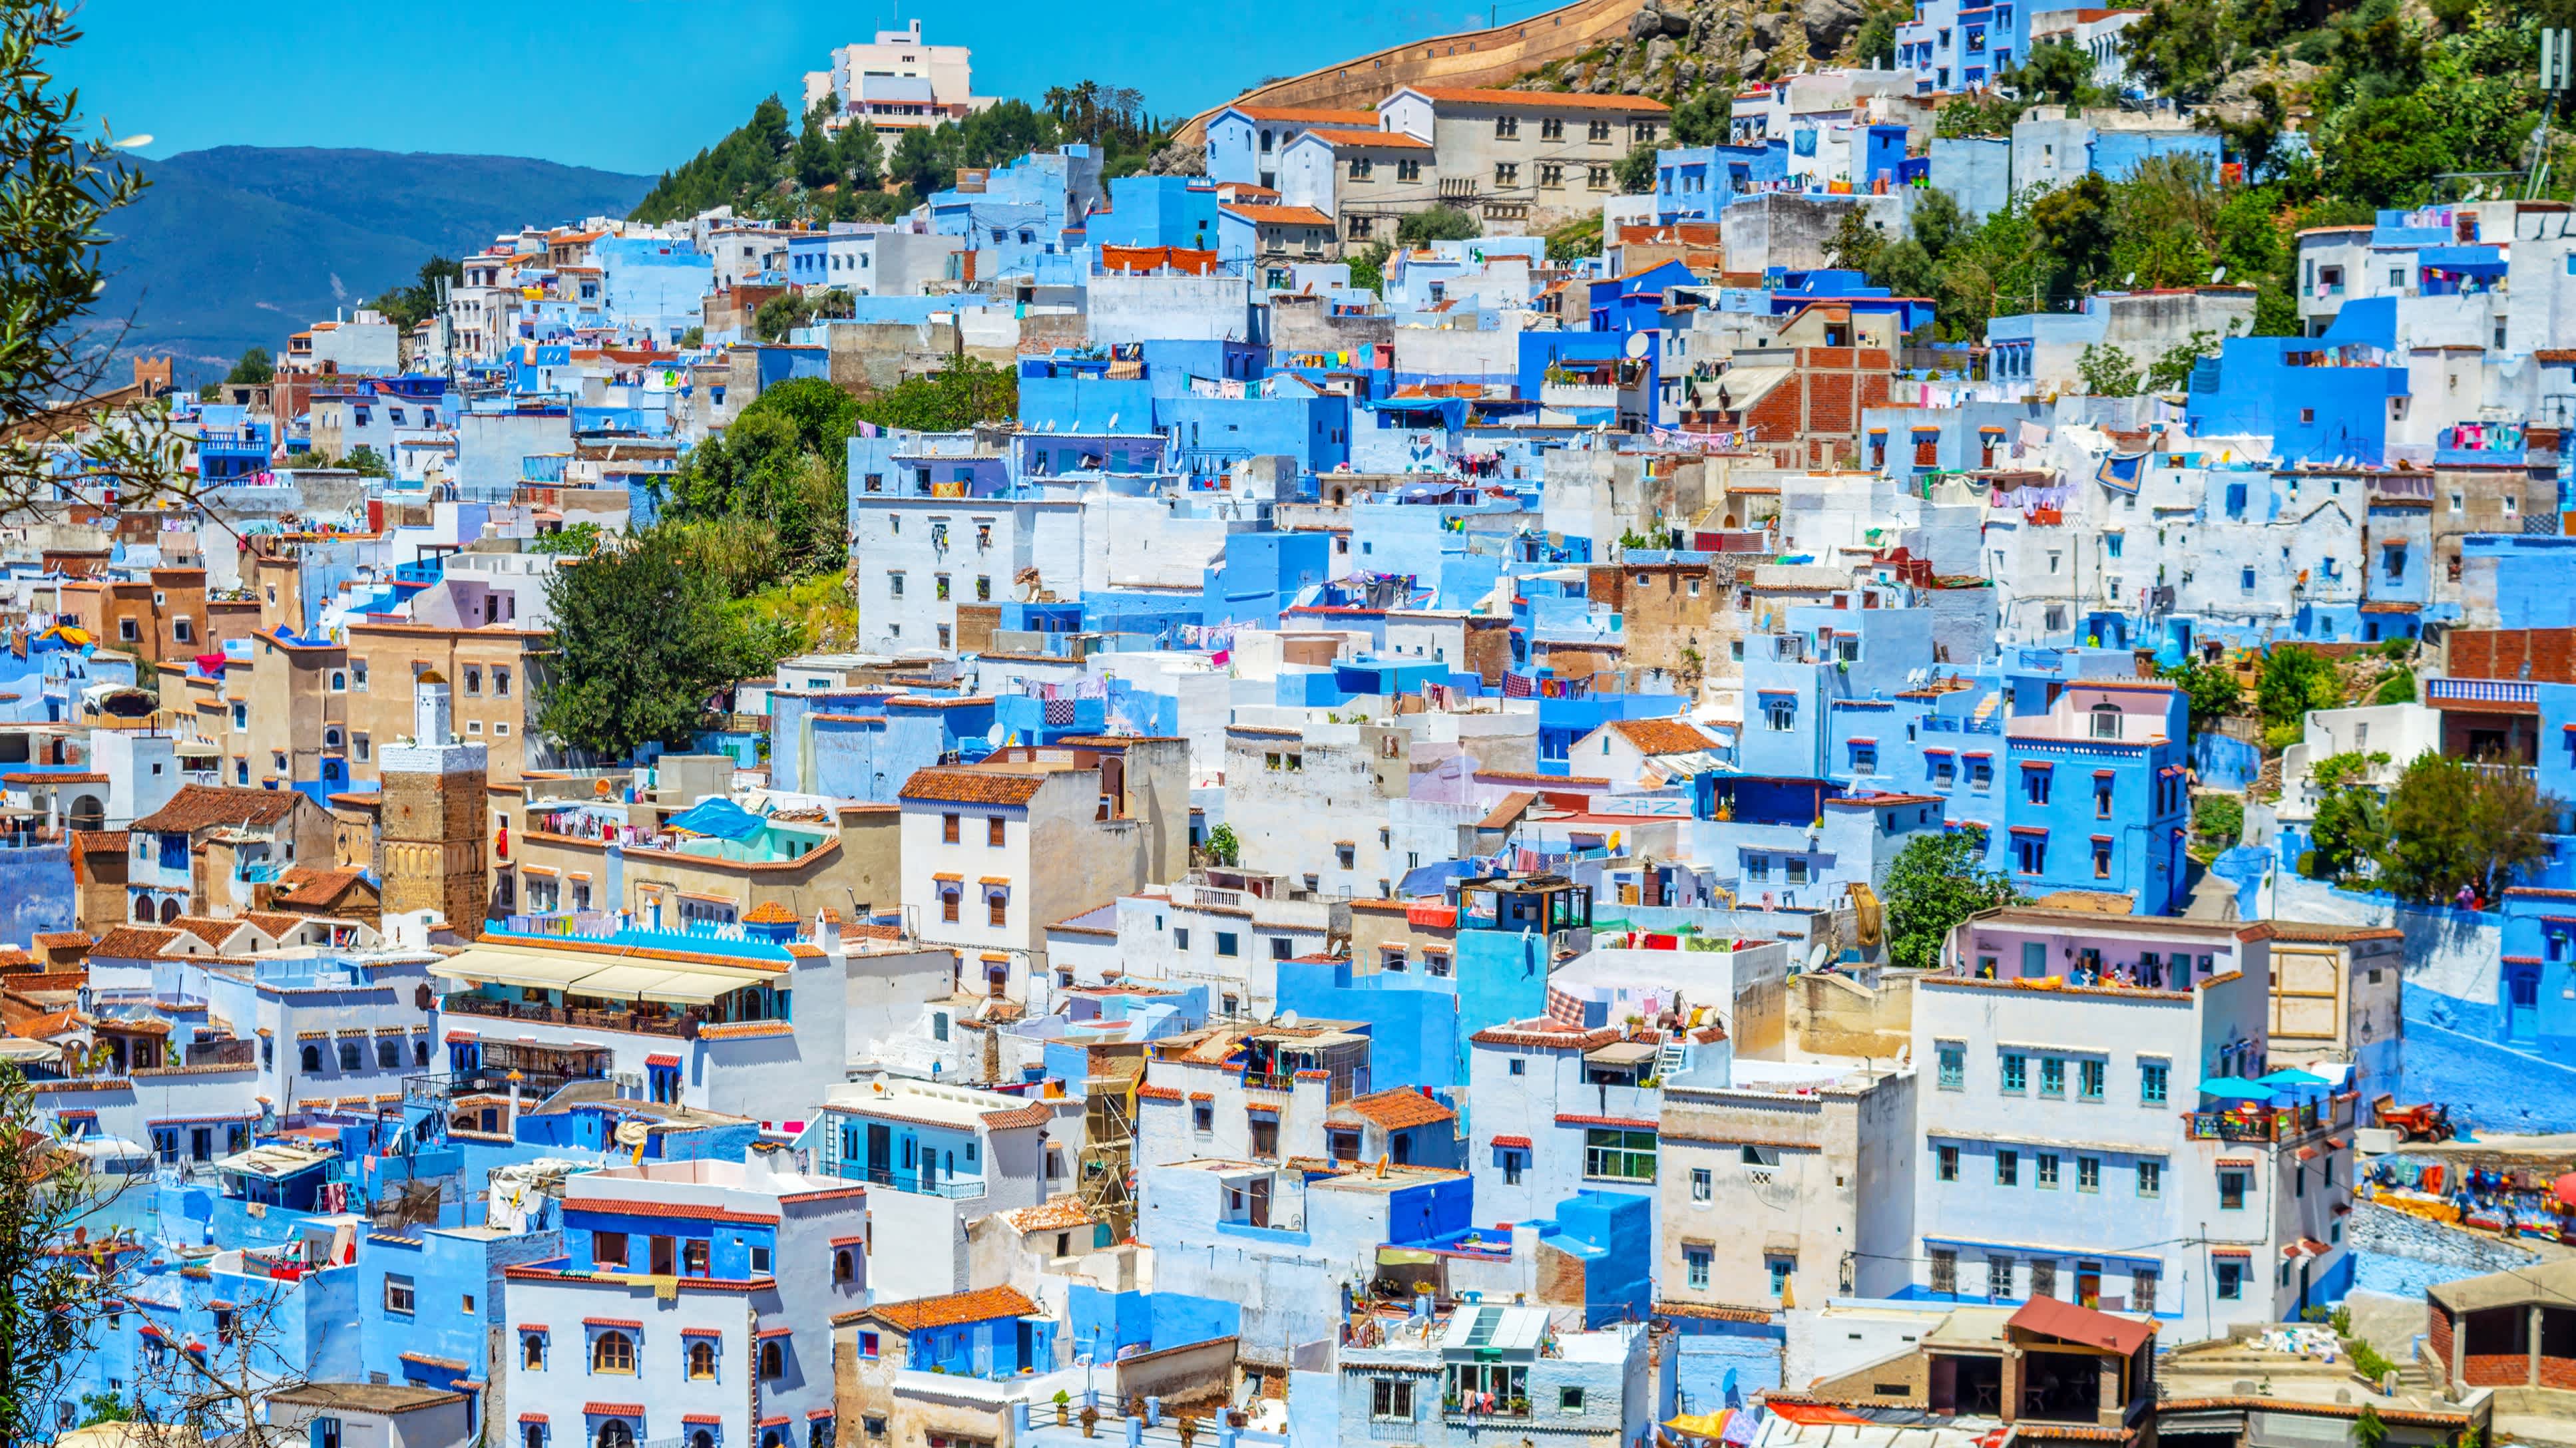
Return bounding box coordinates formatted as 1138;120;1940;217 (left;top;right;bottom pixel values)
568;964;746;1005
427;949;598;991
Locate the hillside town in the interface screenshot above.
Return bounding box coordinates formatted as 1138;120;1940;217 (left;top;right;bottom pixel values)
7;3;2576;1448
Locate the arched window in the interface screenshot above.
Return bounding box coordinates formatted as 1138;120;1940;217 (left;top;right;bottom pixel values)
523;1334;545;1370
2089;701;2122;740
690;1434;713;1448
300;1043;322;1073
833;1249;853;1284
414;1039;431;1067
325;727;342;748
760;1434;783;1448
159;898;180;924
525;1426;544;1448
592;1332;635;1373
1259;128;1274;152
688;1341;716;1379
133;894;152;922
337;1041;361;1071
759;1340;783;1378
330;671;347;692
596;1423;634;1448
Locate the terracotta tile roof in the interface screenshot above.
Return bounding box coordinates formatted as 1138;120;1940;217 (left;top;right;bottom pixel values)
997;1196;1097;1234
860;1285;1038;1333
1411;86;1669;112
274;868;369;908
1136;1084;1183;1102
133;785;310;834
1607;717;1718;755
561;1198;781;1225
70;830;128;856
2264;921;2405;943
980;1101;1054;1131
1335;1087;1456;1131
30;932;93;949
742;901;801;924
1299;127;1434;150
242;912;314;939
1220;204;1337;227
1469;1019;1622;1050
92;926;183;960
169;916;254;944
897;767;1048;806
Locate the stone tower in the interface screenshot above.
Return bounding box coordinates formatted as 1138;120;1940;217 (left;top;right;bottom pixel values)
379;670;488;931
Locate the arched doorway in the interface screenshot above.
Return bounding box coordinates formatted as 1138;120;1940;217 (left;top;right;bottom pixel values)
596;1423;634;1448
67;795;103;832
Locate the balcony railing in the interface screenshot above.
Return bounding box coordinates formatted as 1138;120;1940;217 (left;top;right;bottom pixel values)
441;994;700;1039
2184;1100;2324;1143
827;1162;988;1198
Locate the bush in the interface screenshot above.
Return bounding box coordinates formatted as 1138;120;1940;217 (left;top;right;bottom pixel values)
1396;206;1480;244
2193;793;2243;850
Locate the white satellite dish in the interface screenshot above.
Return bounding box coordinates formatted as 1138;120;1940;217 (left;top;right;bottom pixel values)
986;723;1007;747
1278;1010;1299;1027
1623;331;1651;359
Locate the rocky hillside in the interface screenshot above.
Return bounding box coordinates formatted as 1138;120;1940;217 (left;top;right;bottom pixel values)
1516;0;1895;97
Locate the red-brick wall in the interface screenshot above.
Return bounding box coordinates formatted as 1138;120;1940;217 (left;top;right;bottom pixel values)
2447;628;2576;683
2541;1354;2576;1390
2428;1304;2454;1387
2463;1354;2528;1387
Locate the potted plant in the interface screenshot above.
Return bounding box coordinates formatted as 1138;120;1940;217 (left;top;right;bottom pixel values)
1174;1417;1197;1448
1508;1395;1530;1416
1078;1403;1099;1439
1054;1389;1072;1427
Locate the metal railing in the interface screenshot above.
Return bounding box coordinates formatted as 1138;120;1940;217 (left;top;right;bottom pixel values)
827;1163;988;1199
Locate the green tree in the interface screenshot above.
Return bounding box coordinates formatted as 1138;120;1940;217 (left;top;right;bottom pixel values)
1346;240;1392;291
1667;90;1730;147
529;520;602;555
2373;753;2563;906
2161;658;2242;734
836;120;883;191
340;445;390;478
0;1063;131;1444
0;0;186;522
2120;0;2245;103
368;255;463;331
2372;663;2416;705
224;346;274;385
2030;172;2115;298
537;530;781;759
667;375;858;580
2193;793;2244;851
855;357;1018;433
1614;141;1659;194
2257;646;2341;731
2004;39;2106;106
2144;329;2225;391
889;124;947;196
1881;830;2022;972
794;101;839;190
2351;1403;2388;1448
2077;343;2142;395
2300;750;2390;884
1398;205;1482;244
1203;823;1241;866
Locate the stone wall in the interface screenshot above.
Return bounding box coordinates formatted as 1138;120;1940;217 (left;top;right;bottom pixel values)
2349;1198;2539;1276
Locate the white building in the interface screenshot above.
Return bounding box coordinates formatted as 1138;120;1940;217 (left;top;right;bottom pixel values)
801;21;991;133
1910;908;2356;1344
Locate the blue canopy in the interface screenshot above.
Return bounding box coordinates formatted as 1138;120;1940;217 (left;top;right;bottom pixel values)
2253;1067;2331;1089
2198;1077;2273;1101
662;797;765;840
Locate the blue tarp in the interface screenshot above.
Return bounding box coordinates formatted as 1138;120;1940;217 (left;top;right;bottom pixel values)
662;797;765;840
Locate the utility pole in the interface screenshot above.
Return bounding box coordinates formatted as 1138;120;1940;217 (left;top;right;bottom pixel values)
2535;28;2572;201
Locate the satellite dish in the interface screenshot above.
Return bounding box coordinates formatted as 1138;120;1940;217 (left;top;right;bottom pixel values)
986;723;1007;747
1278;1011;1299;1027
2211;266;2227;283
1623;331;1651;359
614;1120;649;1147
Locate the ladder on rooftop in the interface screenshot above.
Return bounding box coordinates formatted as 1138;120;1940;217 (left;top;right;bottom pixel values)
1655;1037;1690;1079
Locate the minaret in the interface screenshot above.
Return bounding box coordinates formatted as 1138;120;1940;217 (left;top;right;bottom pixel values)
379;670;489;930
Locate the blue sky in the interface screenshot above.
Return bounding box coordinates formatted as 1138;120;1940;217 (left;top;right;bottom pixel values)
68;0;1516;176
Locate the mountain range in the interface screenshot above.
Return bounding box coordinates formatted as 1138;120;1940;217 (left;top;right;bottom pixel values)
103;147;656;380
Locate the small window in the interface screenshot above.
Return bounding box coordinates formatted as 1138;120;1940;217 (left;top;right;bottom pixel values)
384;1275;415;1314
594;1332;636;1373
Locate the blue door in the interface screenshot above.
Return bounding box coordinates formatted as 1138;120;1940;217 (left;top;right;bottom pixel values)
2505;964;2541;1045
